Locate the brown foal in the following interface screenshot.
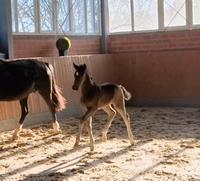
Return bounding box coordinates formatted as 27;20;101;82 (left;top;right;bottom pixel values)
72;63;134;151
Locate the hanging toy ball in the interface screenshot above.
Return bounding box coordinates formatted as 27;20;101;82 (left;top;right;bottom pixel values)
56;37;71;56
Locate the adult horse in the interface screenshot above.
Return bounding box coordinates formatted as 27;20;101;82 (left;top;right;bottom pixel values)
0;59;66;140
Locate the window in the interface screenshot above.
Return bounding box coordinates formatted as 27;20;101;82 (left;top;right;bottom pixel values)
11;0;16;33
108;0;132;33
17;0;36;32
94;0;100;33
40;0;54;32
134;0;158;31
108;0;199;33
192;0;200;25
86;0;94;33
164;0;186;27
72;0;86;33
11;0;101;35
57;0;70;33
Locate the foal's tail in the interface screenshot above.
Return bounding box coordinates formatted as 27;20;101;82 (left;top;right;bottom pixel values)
120;85;132;101
46;63;66;111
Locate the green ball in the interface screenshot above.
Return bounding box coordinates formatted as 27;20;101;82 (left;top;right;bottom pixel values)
56;37;71;50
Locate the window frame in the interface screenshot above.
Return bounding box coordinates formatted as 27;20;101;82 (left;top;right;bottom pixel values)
12;0;101;35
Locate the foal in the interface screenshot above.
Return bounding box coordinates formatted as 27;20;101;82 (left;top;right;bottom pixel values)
0;59;66;140
72;63;134;151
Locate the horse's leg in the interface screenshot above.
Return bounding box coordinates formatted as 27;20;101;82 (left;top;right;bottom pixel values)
12;97;29;140
101;105;116;142
114;101;134;145
85;117;94;151
39;91;61;134
74;108;96;150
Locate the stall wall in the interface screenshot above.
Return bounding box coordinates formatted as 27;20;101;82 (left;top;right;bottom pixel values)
1;51;200;123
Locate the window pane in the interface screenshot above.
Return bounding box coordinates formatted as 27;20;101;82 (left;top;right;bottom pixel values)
72;0;85;33
164;0;186;27
193;0;200;25
57;0;70;33
18;0;35;32
40;0;54;32
108;0;132;33
86;0;94;33
11;0;16;32
94;0;100;33
134;0;158;31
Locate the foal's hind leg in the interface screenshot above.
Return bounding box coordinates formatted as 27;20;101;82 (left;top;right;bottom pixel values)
39;91;61;134
101;105;116;142
114;102;134;145
12;98;29;140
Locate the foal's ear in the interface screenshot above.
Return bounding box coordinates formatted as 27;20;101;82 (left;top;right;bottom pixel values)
83;64;87;69
73;63;79;69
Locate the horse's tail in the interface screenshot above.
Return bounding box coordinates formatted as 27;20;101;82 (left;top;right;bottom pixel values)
120;85;132;101
46;63;66;111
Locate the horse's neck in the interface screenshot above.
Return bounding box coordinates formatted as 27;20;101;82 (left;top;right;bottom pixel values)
81;72;94;95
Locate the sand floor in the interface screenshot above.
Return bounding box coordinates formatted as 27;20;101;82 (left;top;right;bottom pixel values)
0;107;200;181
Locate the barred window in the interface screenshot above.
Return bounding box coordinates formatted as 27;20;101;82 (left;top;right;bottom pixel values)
193;0;200;25
72;0;86;33
164;0;186;27
40;0;54;32
57;0;70;33
134;0;158;31
17;0;35;32
11;0;101;35
108;0;132;33
108;0;199;33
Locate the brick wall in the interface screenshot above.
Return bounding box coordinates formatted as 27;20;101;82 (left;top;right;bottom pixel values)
13;35;101;58
107;29;200;106
108;30;200;53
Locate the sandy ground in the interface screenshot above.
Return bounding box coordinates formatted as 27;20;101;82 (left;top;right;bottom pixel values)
0;107;200;181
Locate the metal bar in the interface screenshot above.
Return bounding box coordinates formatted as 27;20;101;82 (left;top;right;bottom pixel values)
100;0;108;53
158;0;164;31
0;0;13;58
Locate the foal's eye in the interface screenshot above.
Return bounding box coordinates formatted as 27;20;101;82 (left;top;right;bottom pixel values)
75;71;79;77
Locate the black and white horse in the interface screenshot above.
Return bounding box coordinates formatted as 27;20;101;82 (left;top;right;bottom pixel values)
0;59;66;140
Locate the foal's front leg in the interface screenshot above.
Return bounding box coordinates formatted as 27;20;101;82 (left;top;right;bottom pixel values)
74;108;96;151
85;117;94;151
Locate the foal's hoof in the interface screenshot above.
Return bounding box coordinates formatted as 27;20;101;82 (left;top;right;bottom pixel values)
90;146;94;152
12;134;19;141
73;141;80;149
130;140;135;145
53;129;62;135
101;136;107;142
